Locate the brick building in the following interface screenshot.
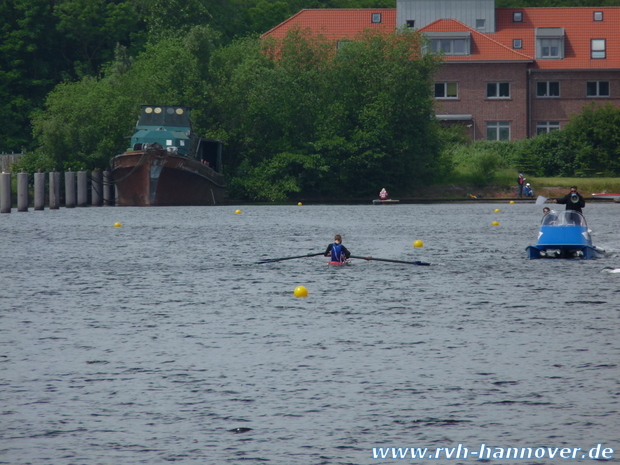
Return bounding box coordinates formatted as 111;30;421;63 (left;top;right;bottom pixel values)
262;0;620;141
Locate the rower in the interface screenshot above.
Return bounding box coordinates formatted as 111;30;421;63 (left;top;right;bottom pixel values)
324;234;351;263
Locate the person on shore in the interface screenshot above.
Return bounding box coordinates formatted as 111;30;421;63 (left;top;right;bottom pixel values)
524;183;534;197
324;234;351;263
553;186;585;214
517;174;525;198
379;188;389;200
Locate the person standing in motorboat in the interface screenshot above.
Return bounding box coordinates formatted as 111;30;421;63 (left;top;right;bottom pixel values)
553;186;585;214
324;234;351;263
379;188;389;200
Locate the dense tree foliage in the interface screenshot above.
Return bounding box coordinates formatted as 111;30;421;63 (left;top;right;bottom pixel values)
207;28;442;200
4;0;620;198
22;27;443;200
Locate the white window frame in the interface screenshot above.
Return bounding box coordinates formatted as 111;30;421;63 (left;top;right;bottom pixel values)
431;39;469;55
594;11;603;21
586;81;610;97
425;32;471;56
591;39;606;59
536;81;560;97
372;13;382;23
536;122;560;135
513;39;522;49
513;12;523;22
487;122;510;141
487;82;510;98
434;82;458;99
540;38;561;58
535;28;565;60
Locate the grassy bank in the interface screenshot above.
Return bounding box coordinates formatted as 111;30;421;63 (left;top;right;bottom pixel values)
422;176;620;199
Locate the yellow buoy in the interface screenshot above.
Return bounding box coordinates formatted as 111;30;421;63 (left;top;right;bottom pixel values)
413;240;424;248
113;222;122;227
509;201;515;204
235;209;242;214
492;221;500;226
294;286;308;297
298;202;303;206
494;208;501;213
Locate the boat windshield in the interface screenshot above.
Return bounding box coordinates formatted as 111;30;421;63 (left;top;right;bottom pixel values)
542;210;587;227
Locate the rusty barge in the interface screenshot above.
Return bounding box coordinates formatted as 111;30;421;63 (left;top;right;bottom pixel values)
111;105;225;206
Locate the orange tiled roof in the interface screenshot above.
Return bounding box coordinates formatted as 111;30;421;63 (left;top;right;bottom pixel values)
420;19;532;62
262;7;620;69
261;9;396;41
496;7;620;69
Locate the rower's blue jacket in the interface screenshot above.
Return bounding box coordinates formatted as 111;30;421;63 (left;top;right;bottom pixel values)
324;243;351;262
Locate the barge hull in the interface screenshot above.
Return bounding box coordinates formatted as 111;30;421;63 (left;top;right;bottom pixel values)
112;150;226;206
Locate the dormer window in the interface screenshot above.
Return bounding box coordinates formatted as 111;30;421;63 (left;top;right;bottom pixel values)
513;12;523;22
513;39;522;49
372;13;381;23
594;11;603;21
536;28;565;59
591;39;606;59
425;31;471;56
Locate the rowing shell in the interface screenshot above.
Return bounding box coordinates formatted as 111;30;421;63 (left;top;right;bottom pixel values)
591;193;620;202
328;260;351;266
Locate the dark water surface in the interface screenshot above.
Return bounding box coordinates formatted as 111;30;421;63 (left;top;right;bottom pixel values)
1;203;619;465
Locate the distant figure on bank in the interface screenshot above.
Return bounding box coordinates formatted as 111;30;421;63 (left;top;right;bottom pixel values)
524;183;534;197
324;234;351;263
517;174;525;198
553;185;585;214
379;188;389;200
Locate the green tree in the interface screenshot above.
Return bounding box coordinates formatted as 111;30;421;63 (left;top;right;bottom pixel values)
21;27;219;172
209;27;442;200
563;103;620;175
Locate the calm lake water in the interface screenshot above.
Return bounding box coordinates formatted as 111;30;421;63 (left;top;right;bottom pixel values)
1;203;619;465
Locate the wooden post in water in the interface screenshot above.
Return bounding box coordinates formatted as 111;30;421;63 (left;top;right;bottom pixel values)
103;170;112;206
0;171;11;213
49;171;60;209
91;170;102;206
77;170;87;207
17;172;28;212
34;170;45;210
65;170;76;208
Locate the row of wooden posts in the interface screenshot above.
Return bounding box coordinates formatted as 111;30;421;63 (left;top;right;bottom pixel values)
0;170;114;213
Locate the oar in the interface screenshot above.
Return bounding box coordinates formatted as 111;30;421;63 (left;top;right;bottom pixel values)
350;255;430;266
256;252;324;264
